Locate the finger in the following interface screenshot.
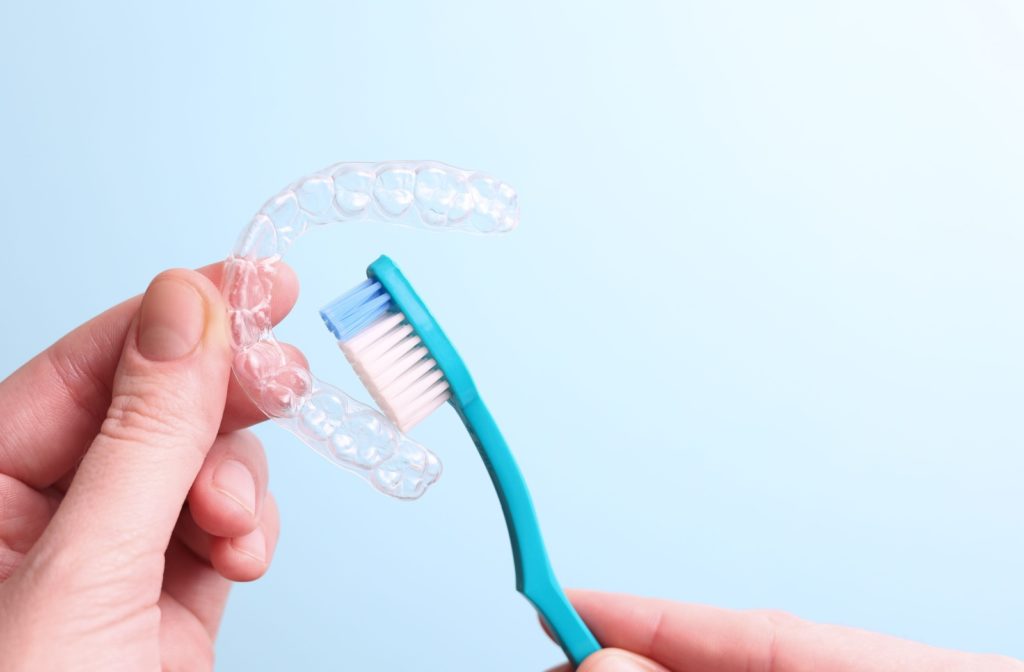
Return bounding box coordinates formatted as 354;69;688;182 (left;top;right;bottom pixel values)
158;586;217;672
0;474;60;554
199;259;298;326
0;547;22;583
209;493;279;583
174;491;281;583
174;505;214;563
187;431;268;539
544;649;668;672
564;590;801;671
565;590;1007;672
30;269;232;580
576;649;669;672
0;261;298;489
162;536;231;638
537;620;669;672
44;342;303;498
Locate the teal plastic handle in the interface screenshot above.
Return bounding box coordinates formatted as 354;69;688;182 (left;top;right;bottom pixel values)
459;399;601;666
369;255;601;667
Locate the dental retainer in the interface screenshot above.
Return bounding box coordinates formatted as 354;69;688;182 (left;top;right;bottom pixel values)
221;161;519;499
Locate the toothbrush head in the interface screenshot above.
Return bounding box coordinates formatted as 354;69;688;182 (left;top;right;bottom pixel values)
319;256;473;433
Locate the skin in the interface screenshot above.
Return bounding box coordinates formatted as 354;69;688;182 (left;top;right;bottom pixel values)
0;263;300;671
0;263;1019;672
547;591;1024;671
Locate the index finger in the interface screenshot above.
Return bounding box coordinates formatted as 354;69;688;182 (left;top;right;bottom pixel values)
565;590;1007;672
0;260;299;489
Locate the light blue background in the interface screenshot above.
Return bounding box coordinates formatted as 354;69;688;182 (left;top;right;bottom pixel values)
1;1;1021;669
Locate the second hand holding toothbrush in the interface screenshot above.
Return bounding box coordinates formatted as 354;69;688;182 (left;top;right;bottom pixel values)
319;255;601;668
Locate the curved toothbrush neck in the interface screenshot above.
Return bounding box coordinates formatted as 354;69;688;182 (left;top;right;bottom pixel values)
454;396;600;667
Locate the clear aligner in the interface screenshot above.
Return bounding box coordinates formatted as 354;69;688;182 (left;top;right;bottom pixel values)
222;161;519;499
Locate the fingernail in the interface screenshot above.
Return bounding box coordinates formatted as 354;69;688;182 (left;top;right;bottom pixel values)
231;526;266;564
587;652;662;672
137;277;206;361
212;459;257;515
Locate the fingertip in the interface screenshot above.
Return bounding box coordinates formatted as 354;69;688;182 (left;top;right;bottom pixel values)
143;268;230;362
211;495;279;582
210;528;267;582
566;588;602;601
275;262;300;301
199;258;297;325
189;432;267;538
564;588;612;621
268;262;300;325
154;267;226;311
278;341;309;369
212;459;259;516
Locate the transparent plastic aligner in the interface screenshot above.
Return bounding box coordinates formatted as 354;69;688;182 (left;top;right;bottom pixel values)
222;161;519;499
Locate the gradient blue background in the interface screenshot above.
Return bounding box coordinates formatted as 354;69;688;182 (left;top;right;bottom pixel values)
1;1;1021;669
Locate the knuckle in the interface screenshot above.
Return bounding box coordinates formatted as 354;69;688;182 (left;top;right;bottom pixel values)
743;609;799;672
99;381;192;445
24;534;162;600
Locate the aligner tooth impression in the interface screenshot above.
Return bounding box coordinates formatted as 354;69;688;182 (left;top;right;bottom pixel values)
221;161;519;499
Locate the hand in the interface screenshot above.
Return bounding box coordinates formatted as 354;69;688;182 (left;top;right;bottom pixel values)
0;263;299;671
551;590;1023;672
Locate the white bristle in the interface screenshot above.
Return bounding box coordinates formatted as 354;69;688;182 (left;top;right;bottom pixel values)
339;312;451;432
373;345;429;388
389;369;446;410
379;357;437;399
391;380;450;427
361;323;415;361
361;337;421;377
345;313;404;353
400;394;451;429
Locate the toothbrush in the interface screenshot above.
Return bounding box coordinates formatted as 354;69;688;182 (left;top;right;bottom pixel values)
319;255;601;668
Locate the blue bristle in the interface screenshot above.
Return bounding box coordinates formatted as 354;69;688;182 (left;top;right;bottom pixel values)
319;279;394;342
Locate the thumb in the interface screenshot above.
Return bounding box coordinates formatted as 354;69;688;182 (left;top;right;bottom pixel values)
37;269;232;570
578;649;669;672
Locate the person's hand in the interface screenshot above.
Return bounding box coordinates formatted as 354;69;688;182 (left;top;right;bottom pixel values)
551;590;1023;672
0;263;299;671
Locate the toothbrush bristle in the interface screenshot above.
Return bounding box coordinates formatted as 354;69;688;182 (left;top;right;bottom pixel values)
320;281;451;432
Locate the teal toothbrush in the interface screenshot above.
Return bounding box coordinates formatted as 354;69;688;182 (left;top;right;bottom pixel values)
319;255;601;668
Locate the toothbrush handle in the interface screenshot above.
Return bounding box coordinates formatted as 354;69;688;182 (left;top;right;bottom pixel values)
460;399;601;668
